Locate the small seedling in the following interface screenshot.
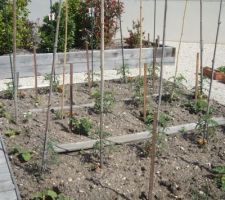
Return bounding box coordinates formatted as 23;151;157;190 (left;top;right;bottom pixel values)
11;145;32;162
116;64;130;83
5;129;20;138
131;77;144;107
32;189;74;200
92;90;115;113
195;114;218;144
44;74;60;93
69;117;92;136
184;98;210;114
211;166;225;192
164;74;187;101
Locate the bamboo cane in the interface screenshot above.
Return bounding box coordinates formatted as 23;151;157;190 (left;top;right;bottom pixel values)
139;0;143;77
69;63;73;132
99;0;105;169
171;0;188;99
33;45;38;100
13;0;18;124
156;0;168;123
200;0;204;95
118;0;125;83
144;64;148;121
153;0;156;41
148;112;158;200
42;0;63;172
61;0;68;118
86;41;91;95
205;0;223;140
195;53;199;101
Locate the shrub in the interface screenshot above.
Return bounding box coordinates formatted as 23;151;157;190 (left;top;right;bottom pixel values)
125;20;145;48
0;0;33;55
69;117;92;136
217;66;225;73
77;0;124;49
92;90;115;113
38;0;79;53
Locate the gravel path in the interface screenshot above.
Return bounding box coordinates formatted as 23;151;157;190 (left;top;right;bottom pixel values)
0;42;225;105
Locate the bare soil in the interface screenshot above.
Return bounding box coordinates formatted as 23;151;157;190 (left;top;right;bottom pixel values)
0;78;225;200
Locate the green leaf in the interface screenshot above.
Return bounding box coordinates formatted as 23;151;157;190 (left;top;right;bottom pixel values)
46;190;58;199
212;166;225;174
21;151;31;162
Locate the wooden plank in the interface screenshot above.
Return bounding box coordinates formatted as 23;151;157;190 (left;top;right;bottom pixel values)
29;103;94;113
54;117;225;153
0;180;15;192
0;190;17;200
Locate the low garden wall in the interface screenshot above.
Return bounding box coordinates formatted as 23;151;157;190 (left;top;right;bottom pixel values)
0;46;176;80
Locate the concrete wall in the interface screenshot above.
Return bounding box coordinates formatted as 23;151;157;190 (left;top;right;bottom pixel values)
28;0;225;44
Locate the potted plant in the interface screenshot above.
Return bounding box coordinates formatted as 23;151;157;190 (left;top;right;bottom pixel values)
203;66;225;81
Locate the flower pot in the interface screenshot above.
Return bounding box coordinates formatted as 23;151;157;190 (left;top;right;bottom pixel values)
203;67;225;81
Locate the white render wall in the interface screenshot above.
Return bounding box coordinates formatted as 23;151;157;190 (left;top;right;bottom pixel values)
28;0;225;44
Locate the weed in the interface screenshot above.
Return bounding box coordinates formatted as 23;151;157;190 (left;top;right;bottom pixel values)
11;145;32;162
148;63;160;79
69;117;92;136
44;74;60;93
47;140;59;165
84;71;100;87
32;189;74;200
0;103;14;122
4;82;14;99
53;110;64;120
116;64;130;83
212;166;225;191
92;90;115;113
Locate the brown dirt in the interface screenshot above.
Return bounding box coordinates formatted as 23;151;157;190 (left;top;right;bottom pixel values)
0;78;225;200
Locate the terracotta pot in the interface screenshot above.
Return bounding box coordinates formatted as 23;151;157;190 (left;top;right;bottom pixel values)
203;67;225;81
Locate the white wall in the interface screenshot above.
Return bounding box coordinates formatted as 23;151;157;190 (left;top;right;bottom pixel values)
121;0;225;43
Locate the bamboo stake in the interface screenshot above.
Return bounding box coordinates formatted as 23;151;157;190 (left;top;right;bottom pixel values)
152;36;159;90
99;0;105;169
33;45;38;100
200;0;204;95
85;41;91;94
157;0;168;123
13;0;18;124
148;112;158;200
139;0;143;77
171;0;188;99
61;0;68;118
195;53;199;101
91;0;95;87
205;0;223;139
42;0;63;172
69;63;73;131
144;64;148;121
153;0;156;41
118;0;125;83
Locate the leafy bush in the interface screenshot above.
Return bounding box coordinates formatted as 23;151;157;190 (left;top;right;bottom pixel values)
0;0;33;55
125;20;145;48
116;64;130;83
38;0;78;53
69;117;92;136
92;90;115;113
77;0;124;49
212;166;225;192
